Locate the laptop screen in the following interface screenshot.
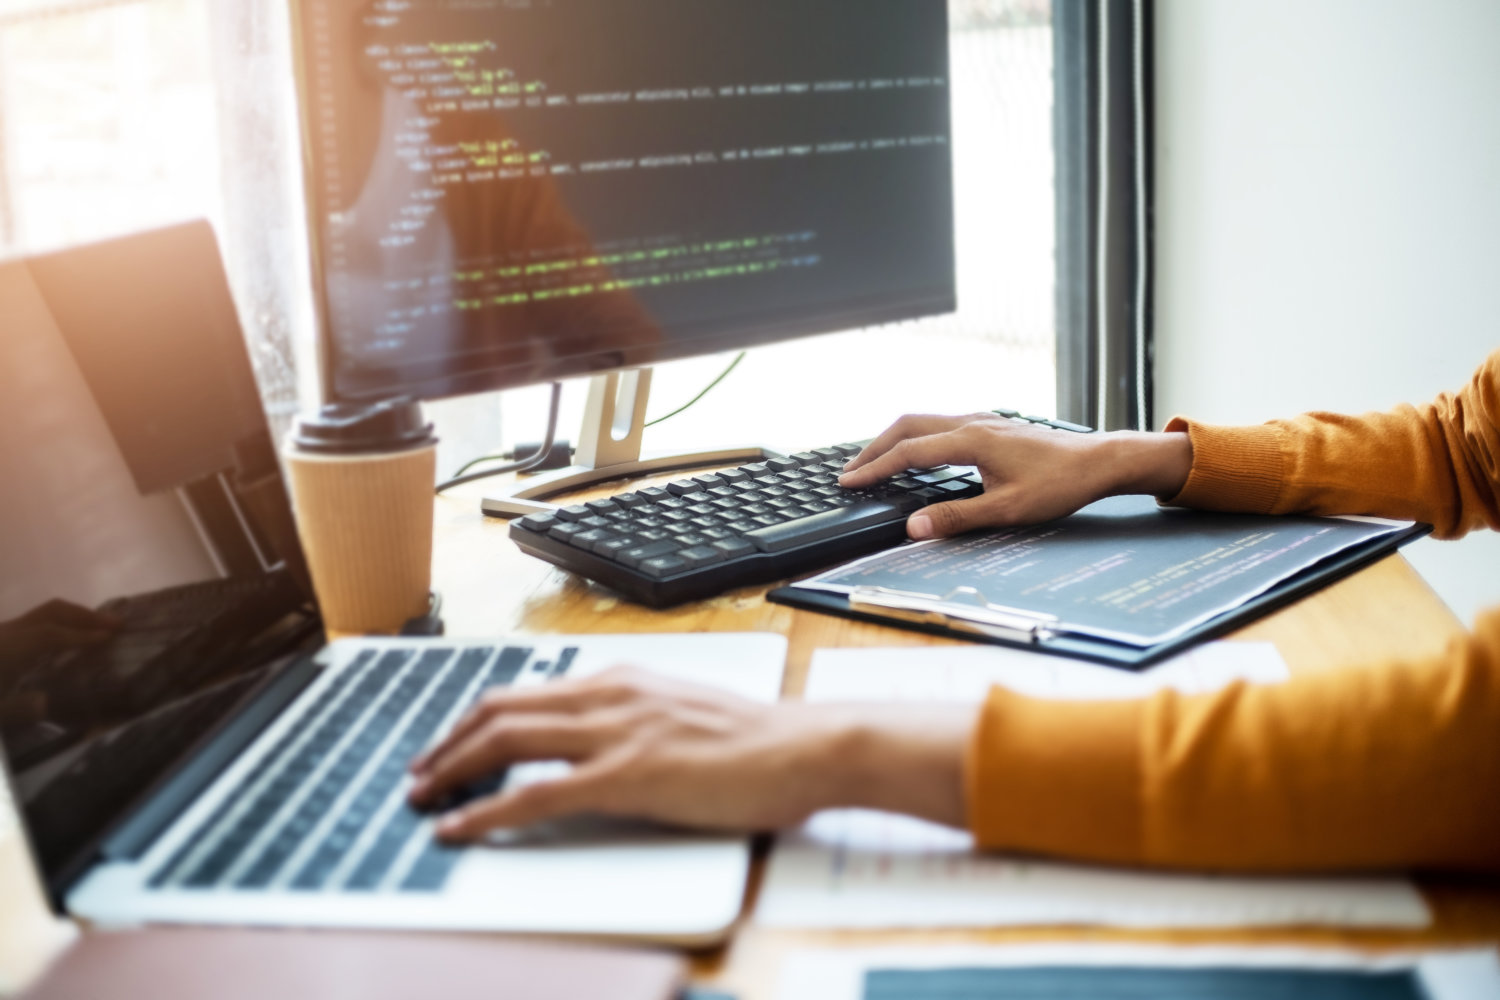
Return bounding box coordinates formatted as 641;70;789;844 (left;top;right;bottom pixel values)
0;222;322;897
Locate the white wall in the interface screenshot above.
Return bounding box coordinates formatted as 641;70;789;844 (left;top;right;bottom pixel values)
1154;0;1500;626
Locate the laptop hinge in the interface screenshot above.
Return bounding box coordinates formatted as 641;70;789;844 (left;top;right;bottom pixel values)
96;653;323;866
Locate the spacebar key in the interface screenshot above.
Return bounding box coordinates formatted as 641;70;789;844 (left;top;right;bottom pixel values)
745;501;907;553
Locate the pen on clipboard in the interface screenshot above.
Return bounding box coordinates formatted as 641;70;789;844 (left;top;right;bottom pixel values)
846;585;1060;643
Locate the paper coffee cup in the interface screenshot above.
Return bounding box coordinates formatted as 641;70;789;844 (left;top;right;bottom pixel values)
284;400;437;637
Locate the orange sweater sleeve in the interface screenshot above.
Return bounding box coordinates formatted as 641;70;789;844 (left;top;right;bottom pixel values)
965;350;1500;872
1161;348;1500;537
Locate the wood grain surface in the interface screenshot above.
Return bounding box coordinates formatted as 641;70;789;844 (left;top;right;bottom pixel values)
2;478;1494;998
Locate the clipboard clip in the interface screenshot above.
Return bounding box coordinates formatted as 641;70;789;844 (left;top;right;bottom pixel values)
846;585;1059;643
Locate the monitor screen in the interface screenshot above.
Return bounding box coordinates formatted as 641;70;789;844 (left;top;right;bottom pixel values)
0;224;321;896
294;0;956;402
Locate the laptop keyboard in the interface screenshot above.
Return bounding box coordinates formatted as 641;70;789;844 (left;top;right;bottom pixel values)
149;643;568;895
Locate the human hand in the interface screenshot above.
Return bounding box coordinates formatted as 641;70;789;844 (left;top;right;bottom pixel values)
838;414;1192;539
408;666;975;841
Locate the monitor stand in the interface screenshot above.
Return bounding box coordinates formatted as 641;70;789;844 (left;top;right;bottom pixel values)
480;368;778;518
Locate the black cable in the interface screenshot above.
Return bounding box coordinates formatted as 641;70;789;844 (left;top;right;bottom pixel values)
434;382;563;493
644;351;746;428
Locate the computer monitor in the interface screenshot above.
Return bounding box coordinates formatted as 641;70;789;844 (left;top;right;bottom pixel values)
289;0;956;509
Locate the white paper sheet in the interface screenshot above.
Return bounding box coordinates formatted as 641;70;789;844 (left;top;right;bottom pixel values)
756;642;1431;930
777;944;1500;1000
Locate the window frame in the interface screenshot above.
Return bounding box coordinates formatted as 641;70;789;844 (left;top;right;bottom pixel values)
1055;0;1155;431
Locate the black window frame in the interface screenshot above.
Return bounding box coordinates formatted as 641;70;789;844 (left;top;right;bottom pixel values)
1055;0;1155;431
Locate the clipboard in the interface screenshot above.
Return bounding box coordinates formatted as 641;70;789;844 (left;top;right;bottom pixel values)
768;503;1430;669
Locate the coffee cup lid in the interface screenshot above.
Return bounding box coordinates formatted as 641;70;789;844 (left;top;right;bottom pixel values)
291;397;437;455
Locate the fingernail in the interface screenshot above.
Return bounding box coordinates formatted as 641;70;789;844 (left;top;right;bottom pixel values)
838;472;852;485
841;458;854;470
409;778;429;799
908;513;934;540
436;814;464;838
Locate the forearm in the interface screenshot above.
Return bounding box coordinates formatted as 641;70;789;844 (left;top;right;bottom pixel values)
967;608;1500;873
1163;351;1500;536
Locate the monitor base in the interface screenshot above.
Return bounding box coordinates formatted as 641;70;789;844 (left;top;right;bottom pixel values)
480;367;779;519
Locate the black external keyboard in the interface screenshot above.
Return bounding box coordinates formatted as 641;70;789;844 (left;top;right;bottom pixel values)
510;442;986;606
510;415;1095;606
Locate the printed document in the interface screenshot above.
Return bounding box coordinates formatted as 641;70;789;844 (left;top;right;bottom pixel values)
756;643;1430;929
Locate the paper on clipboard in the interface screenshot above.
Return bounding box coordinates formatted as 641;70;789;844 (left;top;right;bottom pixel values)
793;495;1411;647
755;643;1431;930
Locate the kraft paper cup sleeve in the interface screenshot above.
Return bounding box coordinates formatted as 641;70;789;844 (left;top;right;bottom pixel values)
284;444;436;636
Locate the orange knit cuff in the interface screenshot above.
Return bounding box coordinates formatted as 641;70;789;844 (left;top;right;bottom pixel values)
965;685;1145;864
1162;417;1286;513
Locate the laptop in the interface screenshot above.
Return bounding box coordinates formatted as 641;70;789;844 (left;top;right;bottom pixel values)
0;222;785;944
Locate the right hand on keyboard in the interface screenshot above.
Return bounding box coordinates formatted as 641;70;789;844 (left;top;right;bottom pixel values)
839;413;1193;540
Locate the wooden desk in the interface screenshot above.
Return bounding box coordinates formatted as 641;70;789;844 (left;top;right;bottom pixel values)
2;483;1496;996
432;479;1500;998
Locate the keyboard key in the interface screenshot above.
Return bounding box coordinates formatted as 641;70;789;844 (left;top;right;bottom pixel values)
912;467;965;485
585;498;619;515
666;480;698;495
790;451;821;465
708;537;754;559
811;447;842;460
619;540;679;569
594;535;637;558
637;529;671;542
753;475;781;489
708;486;738;499
570;528;611;549
556;504;591;521
832;443;863;456
549;523;586;543
766;457;798;472
758;485;789;498
678;545;727;568
687;503;716;516
519;512;557;533
615;492;649;508
720;468;751;483
636;516;666;529
766;497;797;510
701;527;731;540
692;473;726;488
656;497;688;511
638;486;670;501
790;492;818;504
675;532;707;548
935;479;975;495
727;519;758;533
741;462;771;476
639;556;688;578
689;517;719;530
579;516;612;530
741;503;772;516
746;499;906;552
750;514;782;527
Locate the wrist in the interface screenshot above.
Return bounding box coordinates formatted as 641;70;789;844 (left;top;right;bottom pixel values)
820;704;976;828
1096;430;1193;499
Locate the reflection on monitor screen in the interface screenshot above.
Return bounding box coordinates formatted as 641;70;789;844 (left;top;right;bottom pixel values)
295;0;956;402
